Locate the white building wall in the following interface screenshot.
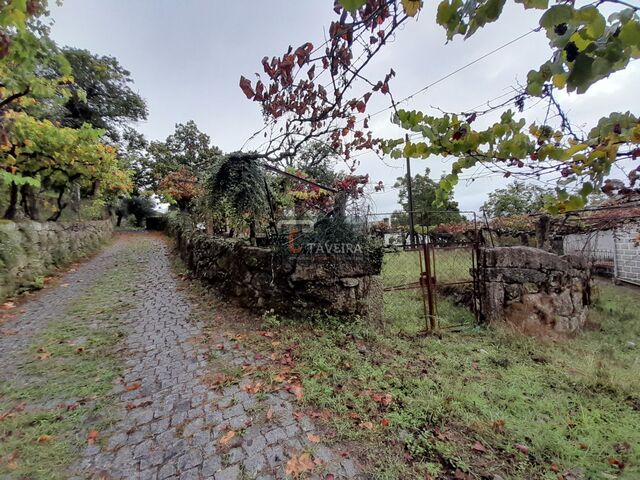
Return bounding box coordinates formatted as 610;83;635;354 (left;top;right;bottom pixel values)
614;223;640;285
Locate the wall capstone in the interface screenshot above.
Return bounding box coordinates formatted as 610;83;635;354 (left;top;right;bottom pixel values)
479;246;591;335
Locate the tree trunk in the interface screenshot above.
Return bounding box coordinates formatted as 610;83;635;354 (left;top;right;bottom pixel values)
3;182;18;220
249;220;257;246
48;188;67;222
20;184;39;220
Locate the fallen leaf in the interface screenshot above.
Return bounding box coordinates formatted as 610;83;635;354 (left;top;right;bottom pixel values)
293;411;305;419
260;331;276;338
241;382;262;395
285;452;316;477
1;302;16;310
87;431;99;445
6;452;18;470
515;444;529;455
37;434;52;444
471;362;479;370
307;433;321;443
266;408;274;421
325;475;335;480
492;419;505;433
360;421;374;430
125;383;141;392
290;384;304;401
380;418;390;428
608;458;625;469
219;430;236;447
38;351;51;361
472;441;487;453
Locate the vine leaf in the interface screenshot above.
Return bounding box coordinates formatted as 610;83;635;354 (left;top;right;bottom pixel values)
339;0;366;12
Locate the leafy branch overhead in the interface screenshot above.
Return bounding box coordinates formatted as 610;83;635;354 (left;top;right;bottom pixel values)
243;0;640;211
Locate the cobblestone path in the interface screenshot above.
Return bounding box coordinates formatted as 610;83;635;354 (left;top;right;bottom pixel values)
2;233;359;480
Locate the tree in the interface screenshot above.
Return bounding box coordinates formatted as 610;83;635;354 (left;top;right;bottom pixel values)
1;1;133;221
206;153;268;242
482;181;551;218
393;167;464;226
2;111;132;220
148;121;222;188
243;0;640;213
53;48;148;142
159;167;201;211
118;126;154;195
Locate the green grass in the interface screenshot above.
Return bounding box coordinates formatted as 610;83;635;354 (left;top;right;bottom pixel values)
245;282;640;479
0;238;149;479
382;248;476;331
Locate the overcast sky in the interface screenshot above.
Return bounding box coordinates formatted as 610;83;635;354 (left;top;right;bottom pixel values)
48;1;639;215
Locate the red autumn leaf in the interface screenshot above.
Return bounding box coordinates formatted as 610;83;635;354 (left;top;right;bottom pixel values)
87;431;99;445
239;76;255;99
125;383;141;392
608;458;625;469
380;418;390;428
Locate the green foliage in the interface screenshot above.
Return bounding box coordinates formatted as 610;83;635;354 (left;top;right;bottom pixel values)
482;181;551;217
52;48;148;142
380;1;640;211
118;196;156;227
149;120;222;188
393;167;464;225
206;153;268;222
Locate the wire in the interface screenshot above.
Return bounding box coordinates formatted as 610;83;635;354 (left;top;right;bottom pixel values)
358;26;541;125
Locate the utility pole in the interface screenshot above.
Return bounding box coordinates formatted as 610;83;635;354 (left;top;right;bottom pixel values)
405;153;416;246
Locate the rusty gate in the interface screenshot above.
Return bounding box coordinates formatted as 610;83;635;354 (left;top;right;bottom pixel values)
367;211;481;333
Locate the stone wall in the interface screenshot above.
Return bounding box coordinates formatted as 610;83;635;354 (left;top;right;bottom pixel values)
614;223;640;286
0;219;113;300
168;217;383;321
479;246;591;335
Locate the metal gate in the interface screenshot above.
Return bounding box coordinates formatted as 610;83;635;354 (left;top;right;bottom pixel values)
366;211;481;333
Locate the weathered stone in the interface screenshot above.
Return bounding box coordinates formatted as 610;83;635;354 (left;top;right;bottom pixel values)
479;246;590;335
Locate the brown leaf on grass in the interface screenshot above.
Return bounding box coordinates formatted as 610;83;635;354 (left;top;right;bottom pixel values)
380;418;390;428
608;458;625;469
307;433;321;443
472;441;487;453
87;431;99;445
289;384;304;401
285;452;316;477
219;430;236;447
36;434;52;444
515;444;529;455
260;331;276;338
492;419;505;433
0;403;25;422
6;452;18;470
359;421;374;430
37;351;51;361
371;392;393;406
125;383;141;392
209;373;232;386
241;382;262;395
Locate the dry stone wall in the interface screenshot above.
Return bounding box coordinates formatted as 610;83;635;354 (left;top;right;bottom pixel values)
0;219;113;300
168;217;383;321
479;246;591;335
